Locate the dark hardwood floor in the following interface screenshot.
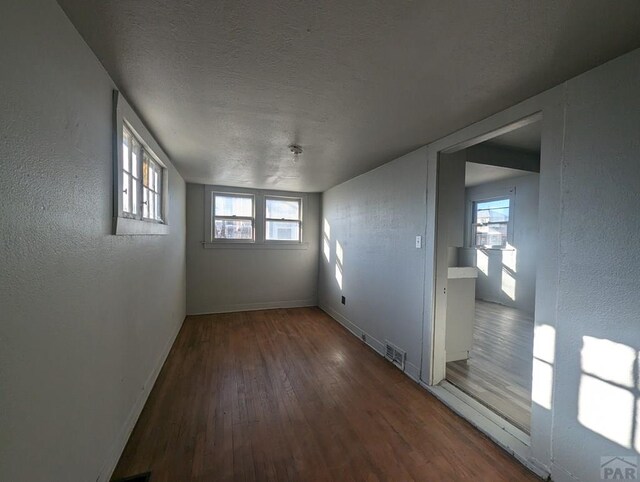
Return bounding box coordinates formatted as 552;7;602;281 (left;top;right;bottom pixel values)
446;300;534;433
112;307;538;481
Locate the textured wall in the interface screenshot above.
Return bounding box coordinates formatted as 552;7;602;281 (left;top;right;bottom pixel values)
0;1;186;481
460;173;539;313
186;183;319;314
318;148;428;381
549;49;640;482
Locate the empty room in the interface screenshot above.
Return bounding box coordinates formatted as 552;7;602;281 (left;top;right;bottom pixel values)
3;1;640;482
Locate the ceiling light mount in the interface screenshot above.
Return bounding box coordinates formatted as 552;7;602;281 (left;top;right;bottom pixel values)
289;144;303;156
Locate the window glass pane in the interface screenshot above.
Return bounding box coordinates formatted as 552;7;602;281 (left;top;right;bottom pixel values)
214;219;253;239
475;223;508;247
143;187;149;218
122;130;130;173
266;198;300;220
473;199;510;247
476;199;510;224
149;191;155;219
155;193;161;220
215;195;253;217
266;221;300;241
131;141;139;178
142;154;149;187
123;173;130;213
131;179;138;214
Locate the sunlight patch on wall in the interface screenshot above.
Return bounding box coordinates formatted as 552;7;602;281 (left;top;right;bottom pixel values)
335;240;344;290
323;219;331;262
534;324;556;364
335;263;343;290
532;359;553;410
323;237;330;262
501;267;516;300
476;249;488;275
502;243;517;272
582;337;635;388
532;324;556;410
579;373;634;448
578;336;638;448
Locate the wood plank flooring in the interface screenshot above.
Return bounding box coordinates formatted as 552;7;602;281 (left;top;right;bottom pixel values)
112;307;538;481
446;300;534;433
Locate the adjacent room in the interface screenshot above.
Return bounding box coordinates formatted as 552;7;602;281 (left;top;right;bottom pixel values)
443;121;541;434
3;1;640;482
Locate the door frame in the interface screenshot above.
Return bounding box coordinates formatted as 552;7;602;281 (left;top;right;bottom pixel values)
419;84;566;474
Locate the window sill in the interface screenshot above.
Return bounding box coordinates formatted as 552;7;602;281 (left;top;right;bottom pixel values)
113;216;169;236
202;241;309;250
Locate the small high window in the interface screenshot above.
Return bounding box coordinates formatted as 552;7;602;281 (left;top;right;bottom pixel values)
122;125;164;222
265;197;302;242
472;198;510;248
213;193;255;240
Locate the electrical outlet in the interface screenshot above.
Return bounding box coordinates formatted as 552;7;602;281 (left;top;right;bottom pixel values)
341;295;346;305
415;235;422;249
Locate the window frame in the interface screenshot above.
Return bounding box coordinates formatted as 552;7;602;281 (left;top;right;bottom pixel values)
113;90;170;235
211;192;256;243
203;185;308;248
467;193;515;250
264;195;303;243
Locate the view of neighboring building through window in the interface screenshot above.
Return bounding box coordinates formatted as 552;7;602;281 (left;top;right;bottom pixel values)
473;198;510;248
214;193;254;240
265;197;302;241
142;151;162;221
122;125;164;222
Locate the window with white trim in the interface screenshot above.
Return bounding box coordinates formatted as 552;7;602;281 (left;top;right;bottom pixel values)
213;193;255;240
121;124;164;223
472;198;510;248
265;196;302;241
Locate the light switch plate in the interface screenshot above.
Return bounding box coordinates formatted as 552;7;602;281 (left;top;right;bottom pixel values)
415;235;422;249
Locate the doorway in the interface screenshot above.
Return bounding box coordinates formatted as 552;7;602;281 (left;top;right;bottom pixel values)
437;120;541;433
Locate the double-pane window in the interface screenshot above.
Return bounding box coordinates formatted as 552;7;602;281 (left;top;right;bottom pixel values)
213;194;254;240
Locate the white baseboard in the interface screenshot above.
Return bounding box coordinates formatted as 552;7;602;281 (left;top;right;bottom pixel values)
319;304;423;383
404;361;421;383
98;315;185;482
549;463;580;482
320;304;384;353
188;298;317;315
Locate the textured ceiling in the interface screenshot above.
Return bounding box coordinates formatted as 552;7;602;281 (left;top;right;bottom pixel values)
57;0;640;192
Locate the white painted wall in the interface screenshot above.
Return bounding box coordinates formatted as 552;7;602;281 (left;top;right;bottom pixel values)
186;183;319;314
318;148;428;381
548;48;640;482
0;1;186;481
321;48;640;482
460;173;539;313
